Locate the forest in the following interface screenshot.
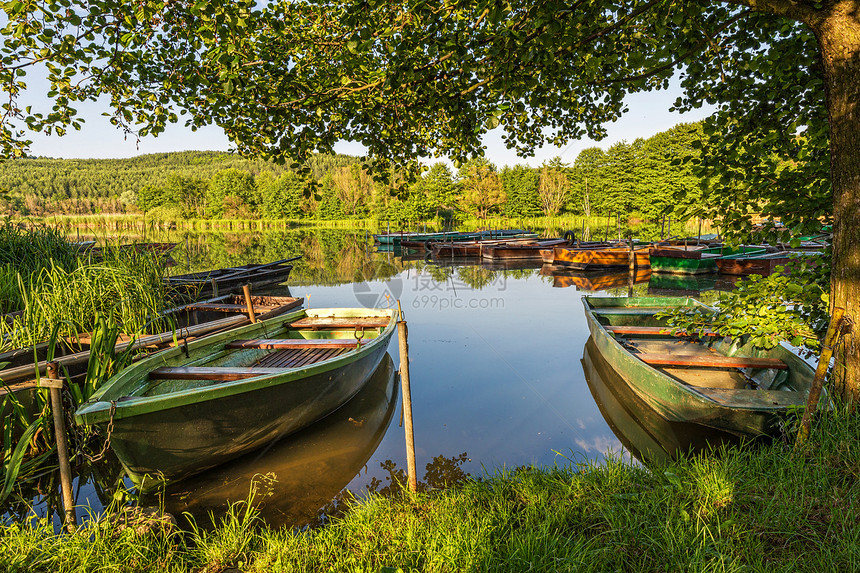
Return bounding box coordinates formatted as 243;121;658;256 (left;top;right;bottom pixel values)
0;122;704;224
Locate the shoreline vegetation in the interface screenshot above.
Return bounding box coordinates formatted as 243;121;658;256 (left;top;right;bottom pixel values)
1;410;857;572
27;213;712;238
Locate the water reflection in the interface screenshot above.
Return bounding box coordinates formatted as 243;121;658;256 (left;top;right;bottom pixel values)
581;337;740;465
543;267;651;291
152;354;399;528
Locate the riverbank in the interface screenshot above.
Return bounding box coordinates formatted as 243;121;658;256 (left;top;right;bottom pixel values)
2;411;857;572
22;213;711;238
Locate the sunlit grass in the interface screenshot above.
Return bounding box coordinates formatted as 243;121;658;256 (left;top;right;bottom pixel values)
1;411;858;572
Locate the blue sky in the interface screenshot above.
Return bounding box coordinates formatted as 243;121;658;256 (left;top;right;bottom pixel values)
26;77;713;167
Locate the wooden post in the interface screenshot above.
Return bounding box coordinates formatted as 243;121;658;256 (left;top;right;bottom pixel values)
396;301;418;492
210;277;219;298
628;234;636;298
604;212;611;242
697;218;702;244
661;215;666;240
242;284;257;323
797;307;847;445
45;362;77;533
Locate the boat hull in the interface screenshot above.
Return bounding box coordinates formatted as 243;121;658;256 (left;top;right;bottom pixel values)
107;340;389;486
553;247;650;270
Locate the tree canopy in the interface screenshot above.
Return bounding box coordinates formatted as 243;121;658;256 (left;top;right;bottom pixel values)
3;0;859;397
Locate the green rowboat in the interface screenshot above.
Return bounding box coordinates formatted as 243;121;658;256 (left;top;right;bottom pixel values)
583;296;819;436
75;307;397;487
649;245;767;275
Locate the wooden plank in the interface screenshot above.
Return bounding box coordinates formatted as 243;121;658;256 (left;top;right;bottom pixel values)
606;325;718;337
591;307;672;315
225;338;369;350
149;367;287;381
182;303;279;312
638;353;787;370
288;317;390;329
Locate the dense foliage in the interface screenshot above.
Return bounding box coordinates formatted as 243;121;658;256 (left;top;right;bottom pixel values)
0;124;706;223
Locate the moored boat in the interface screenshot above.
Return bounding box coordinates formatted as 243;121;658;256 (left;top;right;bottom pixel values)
715;251;794;276
583;296;820;436
582;337;740;464
74;307;397;487
649;245;767;275
551;246;650;270
479;238;568;261
166;257;300;296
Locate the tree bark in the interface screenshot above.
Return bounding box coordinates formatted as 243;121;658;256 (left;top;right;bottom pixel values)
809;2;860;403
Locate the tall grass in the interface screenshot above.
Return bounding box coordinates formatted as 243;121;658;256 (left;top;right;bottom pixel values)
0;222;80;314
0;250;168;352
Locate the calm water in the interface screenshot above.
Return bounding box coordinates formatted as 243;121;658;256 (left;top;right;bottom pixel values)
5;230;732;529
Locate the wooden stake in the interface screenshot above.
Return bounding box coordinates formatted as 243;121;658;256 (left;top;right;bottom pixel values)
628;234;635;297
46;362;77;533
242;284;257;323
396;301;418;492
797;307;847;445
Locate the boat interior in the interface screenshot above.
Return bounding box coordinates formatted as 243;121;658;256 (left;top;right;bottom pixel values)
125;315;392;398
588;300;810;405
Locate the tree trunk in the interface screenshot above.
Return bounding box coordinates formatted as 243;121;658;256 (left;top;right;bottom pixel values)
813;3;860;403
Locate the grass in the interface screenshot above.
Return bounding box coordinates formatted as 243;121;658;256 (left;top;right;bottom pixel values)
0;249;169;352
0;410;858;572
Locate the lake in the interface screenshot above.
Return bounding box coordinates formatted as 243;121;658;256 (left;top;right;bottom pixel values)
4;229;734;529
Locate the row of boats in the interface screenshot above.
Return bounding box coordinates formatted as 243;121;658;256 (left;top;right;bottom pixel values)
376;229;826;277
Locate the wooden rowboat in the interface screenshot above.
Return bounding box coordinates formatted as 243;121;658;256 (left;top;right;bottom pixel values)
583;296;820;436
649;245;767;275
581;337;740;464
479;238;568;261
74;307;397;487
551;246;650;270
166;257;300;296
715;251;794;276
430;237;539;258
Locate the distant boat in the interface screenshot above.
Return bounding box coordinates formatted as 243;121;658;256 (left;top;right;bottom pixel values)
583;296;820;436
649;245;767;275
479;238;568;261
165;257;300;296
375;229;532;247
74;307;397;487
551;246;650;270
715;251;796;276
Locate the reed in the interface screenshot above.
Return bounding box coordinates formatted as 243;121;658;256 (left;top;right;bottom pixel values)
0;249;169;353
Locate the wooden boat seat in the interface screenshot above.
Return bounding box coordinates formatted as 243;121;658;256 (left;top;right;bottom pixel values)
149;367;288;381
606;326;717;337
637;353;787;370
148;346;353;381
225;339;370;350
288;317;390;329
